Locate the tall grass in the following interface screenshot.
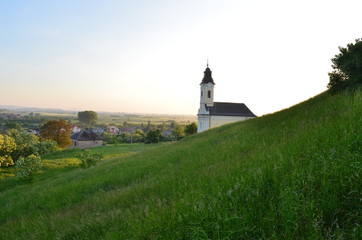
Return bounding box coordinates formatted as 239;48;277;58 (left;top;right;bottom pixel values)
0;90;361;239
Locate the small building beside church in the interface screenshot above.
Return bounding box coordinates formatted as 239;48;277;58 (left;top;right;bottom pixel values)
197;65;256;133
71;130;103;148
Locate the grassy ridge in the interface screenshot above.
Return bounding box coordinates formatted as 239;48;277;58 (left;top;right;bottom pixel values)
0;90;361;239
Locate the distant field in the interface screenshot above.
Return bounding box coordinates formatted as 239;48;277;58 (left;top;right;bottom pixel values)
0;109;196;125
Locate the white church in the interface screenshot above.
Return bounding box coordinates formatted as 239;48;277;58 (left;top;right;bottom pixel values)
197;64;256;133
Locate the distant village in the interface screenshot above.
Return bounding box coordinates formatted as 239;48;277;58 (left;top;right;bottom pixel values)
0;110;197;149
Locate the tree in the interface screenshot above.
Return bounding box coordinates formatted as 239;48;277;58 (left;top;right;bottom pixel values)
40;119;72;148
101;132;117;144
5;122;23;131
132;129;145;143
172;125;185;141
0;134;16;167
7;129;40;161
145;129;162;144
327;39;362;93
78;111;98;126
185;122;198;136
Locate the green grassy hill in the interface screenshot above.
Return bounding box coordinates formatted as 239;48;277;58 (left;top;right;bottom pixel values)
1;90;361;239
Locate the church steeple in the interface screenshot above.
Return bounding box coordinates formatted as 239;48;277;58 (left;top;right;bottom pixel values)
199;63;215;108
201;63;215;84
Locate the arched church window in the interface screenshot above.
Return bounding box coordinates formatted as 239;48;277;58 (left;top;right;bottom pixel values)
208;90;211;98
201;91;203;97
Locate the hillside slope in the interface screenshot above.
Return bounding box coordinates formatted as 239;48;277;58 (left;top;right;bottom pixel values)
1;90;361;239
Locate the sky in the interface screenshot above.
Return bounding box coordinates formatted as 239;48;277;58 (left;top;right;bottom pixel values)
0;0;361;116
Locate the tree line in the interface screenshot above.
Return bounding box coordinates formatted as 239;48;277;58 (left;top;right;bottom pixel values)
327;38;362;93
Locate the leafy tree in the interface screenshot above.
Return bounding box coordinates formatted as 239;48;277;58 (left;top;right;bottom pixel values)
15;154;42;182
7;129;39;161
172;125;185;141
35;140;60;155
5;122;23;131
145;129;162;144
116;132;131;143
102;132;114;144
132;129;145;143
185;122;198;136
328;39;362;93
78;111;98;126
40;119;72;149
0;134;16;167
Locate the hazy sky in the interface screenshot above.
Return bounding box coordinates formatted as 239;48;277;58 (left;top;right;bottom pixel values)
1;0;361;115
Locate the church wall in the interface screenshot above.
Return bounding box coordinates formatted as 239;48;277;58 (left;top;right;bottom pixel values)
209;115;252;128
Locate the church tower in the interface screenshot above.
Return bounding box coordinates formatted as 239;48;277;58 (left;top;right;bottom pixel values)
197;63;215;132
199;63;215;107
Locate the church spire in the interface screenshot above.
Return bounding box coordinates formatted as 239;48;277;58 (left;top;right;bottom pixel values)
201;62;215;84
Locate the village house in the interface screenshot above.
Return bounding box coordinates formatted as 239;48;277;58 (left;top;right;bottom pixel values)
70;124;81;134
71;129;103;149
107;126;120;134
197;64;256;133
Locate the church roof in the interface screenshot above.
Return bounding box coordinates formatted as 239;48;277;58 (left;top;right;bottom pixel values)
71;130;103;141
201;65;215;84
207;102;256;117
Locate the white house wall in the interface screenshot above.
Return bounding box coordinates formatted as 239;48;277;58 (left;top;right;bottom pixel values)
197;115;210;133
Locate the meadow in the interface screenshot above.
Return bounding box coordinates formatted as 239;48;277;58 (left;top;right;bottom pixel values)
0;89;361;239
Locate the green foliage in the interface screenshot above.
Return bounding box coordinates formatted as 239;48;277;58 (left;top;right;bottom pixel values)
77;149;104;168
328;38;362;93
78;110;98;126
40;119;72;148
35;140;60;155
116;132;131;143
0;134;16;167
132;129;145;143
101;132;117;144
4;121;23;131
171;124;185;140
7;129;40;161
145;129;162;143
184;122;197;136
0;130;59;167
15;154;42;182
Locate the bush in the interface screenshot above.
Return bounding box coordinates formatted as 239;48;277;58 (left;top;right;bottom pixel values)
0;134;16;167
77;150;104;168
15;154;42;182
35;140;60;155
7;129;40;161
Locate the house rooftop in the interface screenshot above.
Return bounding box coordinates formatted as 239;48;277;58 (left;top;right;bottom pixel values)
71;130;103;141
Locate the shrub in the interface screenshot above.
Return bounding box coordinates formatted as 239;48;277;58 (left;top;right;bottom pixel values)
77;150;104;168
0;134;16;167
35;140;60;155
15;154;42;182
6;129;39;162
